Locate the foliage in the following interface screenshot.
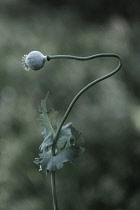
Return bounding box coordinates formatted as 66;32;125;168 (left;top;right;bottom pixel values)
34;94;84;172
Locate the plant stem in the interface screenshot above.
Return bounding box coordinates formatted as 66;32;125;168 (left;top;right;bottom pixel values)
50;141;58;210
47;53;122;210
48;53;122;144
51;171;58;210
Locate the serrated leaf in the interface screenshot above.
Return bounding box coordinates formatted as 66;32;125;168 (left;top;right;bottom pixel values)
71;127;85;147
47;108;59;131
39;132;53;152
34;146;85;172
34;150;51;170
48;147;85;171
37;94;59;151
34;94;85;172
56;123;85;151
38;109;59;135
38;93;48;113
56;123;72;151
38;93;59;134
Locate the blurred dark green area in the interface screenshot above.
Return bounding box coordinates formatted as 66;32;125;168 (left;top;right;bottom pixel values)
1;0;140;210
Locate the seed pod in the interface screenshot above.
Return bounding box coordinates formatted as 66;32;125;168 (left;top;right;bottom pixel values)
22;51;47;71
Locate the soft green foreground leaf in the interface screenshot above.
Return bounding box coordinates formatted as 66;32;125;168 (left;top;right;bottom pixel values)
34;123;85;172
71;127;85;147
39;132;53;152
38;94;59;133
38;93;59;151
34;146;85;171
34;94;85;172
56;123;73;151
56;123;85;150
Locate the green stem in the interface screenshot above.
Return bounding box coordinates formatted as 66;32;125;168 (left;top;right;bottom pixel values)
51;138;58;210
47;53;122;143
51;171;58;210
47;53;122;210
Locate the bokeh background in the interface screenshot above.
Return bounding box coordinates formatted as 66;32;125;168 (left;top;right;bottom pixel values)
1;1;140;210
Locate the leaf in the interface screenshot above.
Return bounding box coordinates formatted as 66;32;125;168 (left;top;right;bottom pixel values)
34;146;85;172
47;108;59;131
38;94;59;151
34;149;51;170
39;132;53;152
56;123;73;151
56;123;85;151
71;127;85;147
39;94;48;112
38;93;59;134
47;146;85;171
34;94;85;172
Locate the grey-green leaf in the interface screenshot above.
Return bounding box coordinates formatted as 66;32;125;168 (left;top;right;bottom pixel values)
71;126;85;147
47;108;59;131
56;123;72;151
34;150;51;169
38;93;48;113
35;94;85;172
39;131;53;152
34;146;85;172
38;94;59;136
47;146;84;171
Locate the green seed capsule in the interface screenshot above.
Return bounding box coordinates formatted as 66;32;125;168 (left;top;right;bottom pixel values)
22;51;47;71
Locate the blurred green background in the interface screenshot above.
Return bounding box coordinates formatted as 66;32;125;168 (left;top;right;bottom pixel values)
1;1;140;210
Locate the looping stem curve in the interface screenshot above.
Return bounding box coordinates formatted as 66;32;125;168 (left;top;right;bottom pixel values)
48;53;122;145
48;53;122;210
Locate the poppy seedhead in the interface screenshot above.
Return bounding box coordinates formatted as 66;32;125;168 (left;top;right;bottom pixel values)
22;51;47;71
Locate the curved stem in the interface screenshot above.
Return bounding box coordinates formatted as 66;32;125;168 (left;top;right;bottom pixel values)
47;53;121;62
48;53;122;144
49;53;122;210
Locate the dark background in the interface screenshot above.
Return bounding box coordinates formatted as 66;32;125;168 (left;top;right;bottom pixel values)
1;0;140;210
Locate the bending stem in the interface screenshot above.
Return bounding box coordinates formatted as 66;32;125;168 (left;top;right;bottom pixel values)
48;53;122;210
48;53;122;144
